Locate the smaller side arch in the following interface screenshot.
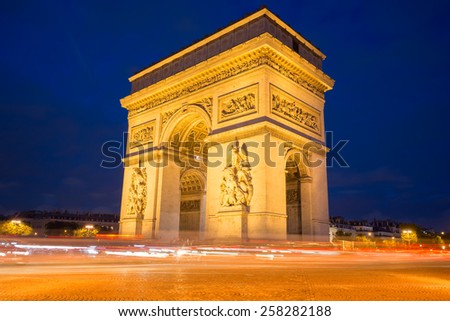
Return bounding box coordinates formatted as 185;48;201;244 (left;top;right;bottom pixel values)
180;168;207;193
159;105;212;145
284;148;311;180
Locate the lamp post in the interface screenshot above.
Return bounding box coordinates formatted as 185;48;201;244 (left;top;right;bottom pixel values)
403;230;412;247
85;225;94;238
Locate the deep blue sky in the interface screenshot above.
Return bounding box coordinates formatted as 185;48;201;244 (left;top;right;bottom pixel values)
1;0;449;230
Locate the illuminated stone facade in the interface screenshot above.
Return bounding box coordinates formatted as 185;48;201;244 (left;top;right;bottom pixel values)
119;8;334;241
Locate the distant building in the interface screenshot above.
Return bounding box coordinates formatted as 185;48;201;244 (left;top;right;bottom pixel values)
330;216;402;241
9;210;119;236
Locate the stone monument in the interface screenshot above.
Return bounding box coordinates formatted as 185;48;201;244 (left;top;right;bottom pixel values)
118;7;334;241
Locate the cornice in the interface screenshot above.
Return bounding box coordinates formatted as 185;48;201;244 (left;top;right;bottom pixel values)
129;8;325;82
121;35;334;118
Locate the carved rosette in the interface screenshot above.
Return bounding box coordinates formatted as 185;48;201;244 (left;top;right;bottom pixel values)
270;85;321;135
219;144;253;207
218;85;257;122
126;167;147;218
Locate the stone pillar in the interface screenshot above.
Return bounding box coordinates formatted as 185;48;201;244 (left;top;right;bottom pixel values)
141;162;158;239
206;133;287;241
246;133;287;240
199;191;207;240
206;140;249;241
119;166;143;236
300;177;313;240
155;158;181;241
309;152;329;242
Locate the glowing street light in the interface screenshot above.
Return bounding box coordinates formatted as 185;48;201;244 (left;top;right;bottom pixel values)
84;225;95;238
402;230;413;247
11;220;21;224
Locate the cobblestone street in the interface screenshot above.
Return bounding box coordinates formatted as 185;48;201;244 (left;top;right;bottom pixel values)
1;251;449;300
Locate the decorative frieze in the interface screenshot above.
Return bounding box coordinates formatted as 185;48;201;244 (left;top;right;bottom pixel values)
126;47;329;116
126;167;147;218
270;85;321;135
218;84;258;122
129;123;154;148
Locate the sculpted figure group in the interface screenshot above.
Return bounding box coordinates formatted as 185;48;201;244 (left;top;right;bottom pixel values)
126;168;147;218
220;144;253;207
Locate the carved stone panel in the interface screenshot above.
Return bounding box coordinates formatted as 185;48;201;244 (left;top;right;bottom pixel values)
129;121;155;149
270;85;321;135
126;167;147;219
218;84;258;123
180;200;201;212
286;189;299;204
219;143;253;207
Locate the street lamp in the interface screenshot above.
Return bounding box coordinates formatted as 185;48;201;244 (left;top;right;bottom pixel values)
11;220;21;224
85;225;94;237
403;230;412;247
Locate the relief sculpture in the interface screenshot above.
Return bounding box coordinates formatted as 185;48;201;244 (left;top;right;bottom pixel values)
271;88;321;134
126;167;147;218
219;143;253;207
130;126;153;148
220;93;255;119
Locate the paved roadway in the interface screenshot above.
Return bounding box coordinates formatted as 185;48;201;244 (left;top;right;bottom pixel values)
1;246;449;300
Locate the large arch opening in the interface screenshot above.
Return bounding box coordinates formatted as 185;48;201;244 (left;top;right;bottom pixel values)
179;169;206;241
162;109;210;242
285;150;310;240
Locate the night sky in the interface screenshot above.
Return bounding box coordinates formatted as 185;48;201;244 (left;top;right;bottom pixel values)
1;0;449;230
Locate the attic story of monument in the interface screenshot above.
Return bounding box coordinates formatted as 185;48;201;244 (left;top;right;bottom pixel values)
118;7;334;242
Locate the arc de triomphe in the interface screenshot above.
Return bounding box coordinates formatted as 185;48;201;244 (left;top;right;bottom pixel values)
118;8;334;242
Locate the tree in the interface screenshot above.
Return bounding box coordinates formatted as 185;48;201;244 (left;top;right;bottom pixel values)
74;227;98;238
382;239;397;247
433;235;444;244
334;230;353;241
401;229;418;246
45;221;80;236
0;221;33;236
355;234;370;242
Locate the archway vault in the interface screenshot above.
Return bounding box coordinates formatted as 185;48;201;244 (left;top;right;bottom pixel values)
284;148;311;239
179;168;206;240
159;105;212;145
